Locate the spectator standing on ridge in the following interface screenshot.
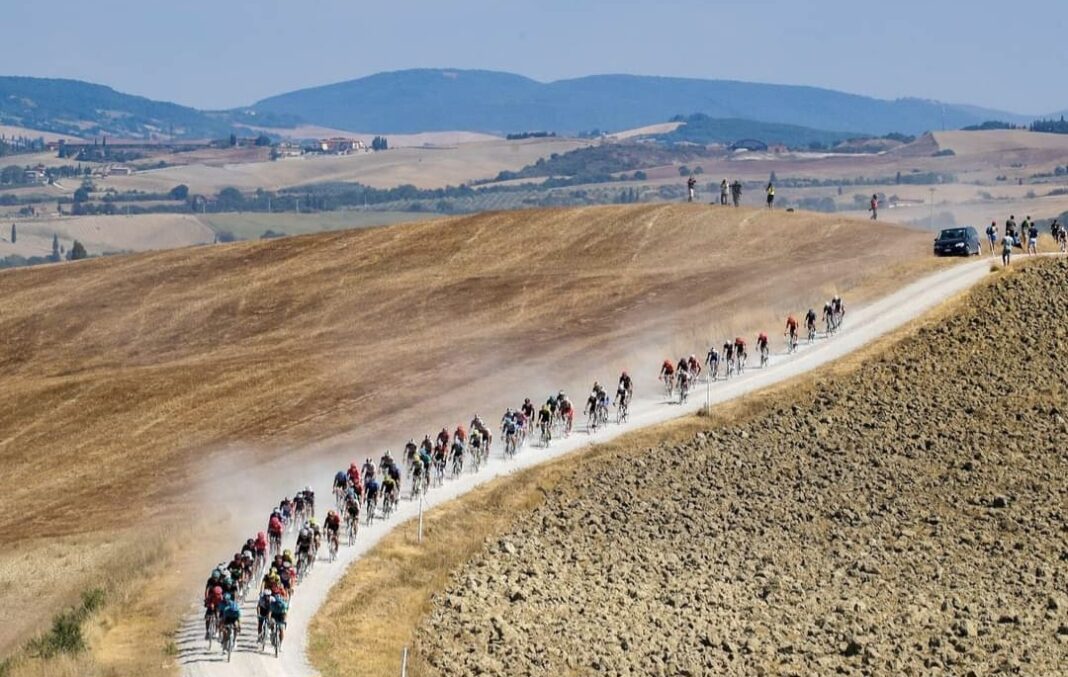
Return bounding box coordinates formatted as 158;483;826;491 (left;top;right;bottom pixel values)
720;179;729;206
765;182;775;209
1027;220;1039;255
1004;215;1016;241
869;194;879;220
1001;231;1015;266
731;180;742;207
687;175;697;202
985;221;998;256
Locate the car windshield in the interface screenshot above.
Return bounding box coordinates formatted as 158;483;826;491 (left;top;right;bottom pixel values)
938;229;967;240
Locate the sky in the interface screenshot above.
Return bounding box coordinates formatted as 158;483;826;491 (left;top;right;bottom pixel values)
3;0;1065;114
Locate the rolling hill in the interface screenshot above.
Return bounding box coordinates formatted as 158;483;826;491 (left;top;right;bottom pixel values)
0;76;234;139
252;69;1032;136
0;205;937;671
0;70;1047;142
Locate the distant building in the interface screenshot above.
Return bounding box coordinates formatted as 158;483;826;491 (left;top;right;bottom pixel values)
23;166;46;184
109;165;134;176
729;139;769;152
316;137;364;154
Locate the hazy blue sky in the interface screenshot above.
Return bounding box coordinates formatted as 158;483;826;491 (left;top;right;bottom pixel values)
3;0;1065;113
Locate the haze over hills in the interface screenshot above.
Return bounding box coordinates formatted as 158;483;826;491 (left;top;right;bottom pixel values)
0;69;1051;141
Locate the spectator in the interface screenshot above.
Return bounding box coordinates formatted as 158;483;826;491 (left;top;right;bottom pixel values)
731;180;742;207
765;182;775;209
1002;232;1014;266
869;194;879;220
720;179;729;206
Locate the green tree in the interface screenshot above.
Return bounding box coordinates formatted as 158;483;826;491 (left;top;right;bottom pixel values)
70;240;88;260
10;223;15;244
229;133;238;147
73;186;90;203
254;134;272;147
51;234;60;262
169;184;190;201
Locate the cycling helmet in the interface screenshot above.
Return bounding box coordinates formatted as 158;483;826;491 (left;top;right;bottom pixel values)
621;371;628;378
308;518;317;527
212;568;222;579
224;593;233;602
689;354;696;361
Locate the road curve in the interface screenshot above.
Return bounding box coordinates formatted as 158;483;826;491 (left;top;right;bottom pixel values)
178;258;992;677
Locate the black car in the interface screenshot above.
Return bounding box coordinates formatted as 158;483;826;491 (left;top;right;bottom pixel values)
933;226;981;256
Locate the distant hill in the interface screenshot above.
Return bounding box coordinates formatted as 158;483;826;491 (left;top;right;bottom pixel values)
0;76;232;139
252;69;1031;137
0;69;1048;142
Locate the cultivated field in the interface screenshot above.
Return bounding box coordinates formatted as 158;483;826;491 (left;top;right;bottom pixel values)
98;137;590;194
407;259;1068;676
0;204;936;675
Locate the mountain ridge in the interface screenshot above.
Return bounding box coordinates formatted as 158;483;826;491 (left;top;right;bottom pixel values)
0;69;1050;141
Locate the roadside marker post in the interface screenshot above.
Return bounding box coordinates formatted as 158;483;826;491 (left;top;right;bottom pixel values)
401;646;409;677
417;492;424;543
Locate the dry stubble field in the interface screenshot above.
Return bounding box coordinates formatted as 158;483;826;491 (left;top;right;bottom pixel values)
0;204;937;675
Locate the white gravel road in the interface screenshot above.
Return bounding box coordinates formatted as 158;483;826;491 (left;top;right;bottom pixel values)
178;259;991;677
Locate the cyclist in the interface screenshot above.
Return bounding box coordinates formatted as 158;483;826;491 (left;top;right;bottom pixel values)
324;509;341;547
204;579;224;640
595;384;610;415
295;525;313;567
659;359;675;389
344;490;361;525
436;427;450;452
361;458;376;487
823;301;834;331
471;415;492;449
502;413;519;452
615;379;629;409
545;394;559;424
469;429;483;461
269;593;289;647
687;354;702;379
256;590;272;639
757;331;769;365
723;341;734;375
292;491;306;525
333;470;349;496
734;337;748;370
804;309;816;340
832;295;845;325
382;475;397;507
220;593;242;640
706;346;720;380
346;462;361;490
558;394;574;435
520;398;535;428
584;389;599;421
618;371;633;400
365;476;380;514
454;423;467;446
379;450;394;474
537;403;552;440
676;361;691;397
267;512;284;553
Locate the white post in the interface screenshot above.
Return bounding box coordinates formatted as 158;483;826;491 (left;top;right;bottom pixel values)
705;374;711;415
401;646;409;677
417;492;424;544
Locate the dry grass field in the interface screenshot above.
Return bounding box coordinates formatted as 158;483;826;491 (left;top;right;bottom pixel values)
98;137;590;194
0;204;938;674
